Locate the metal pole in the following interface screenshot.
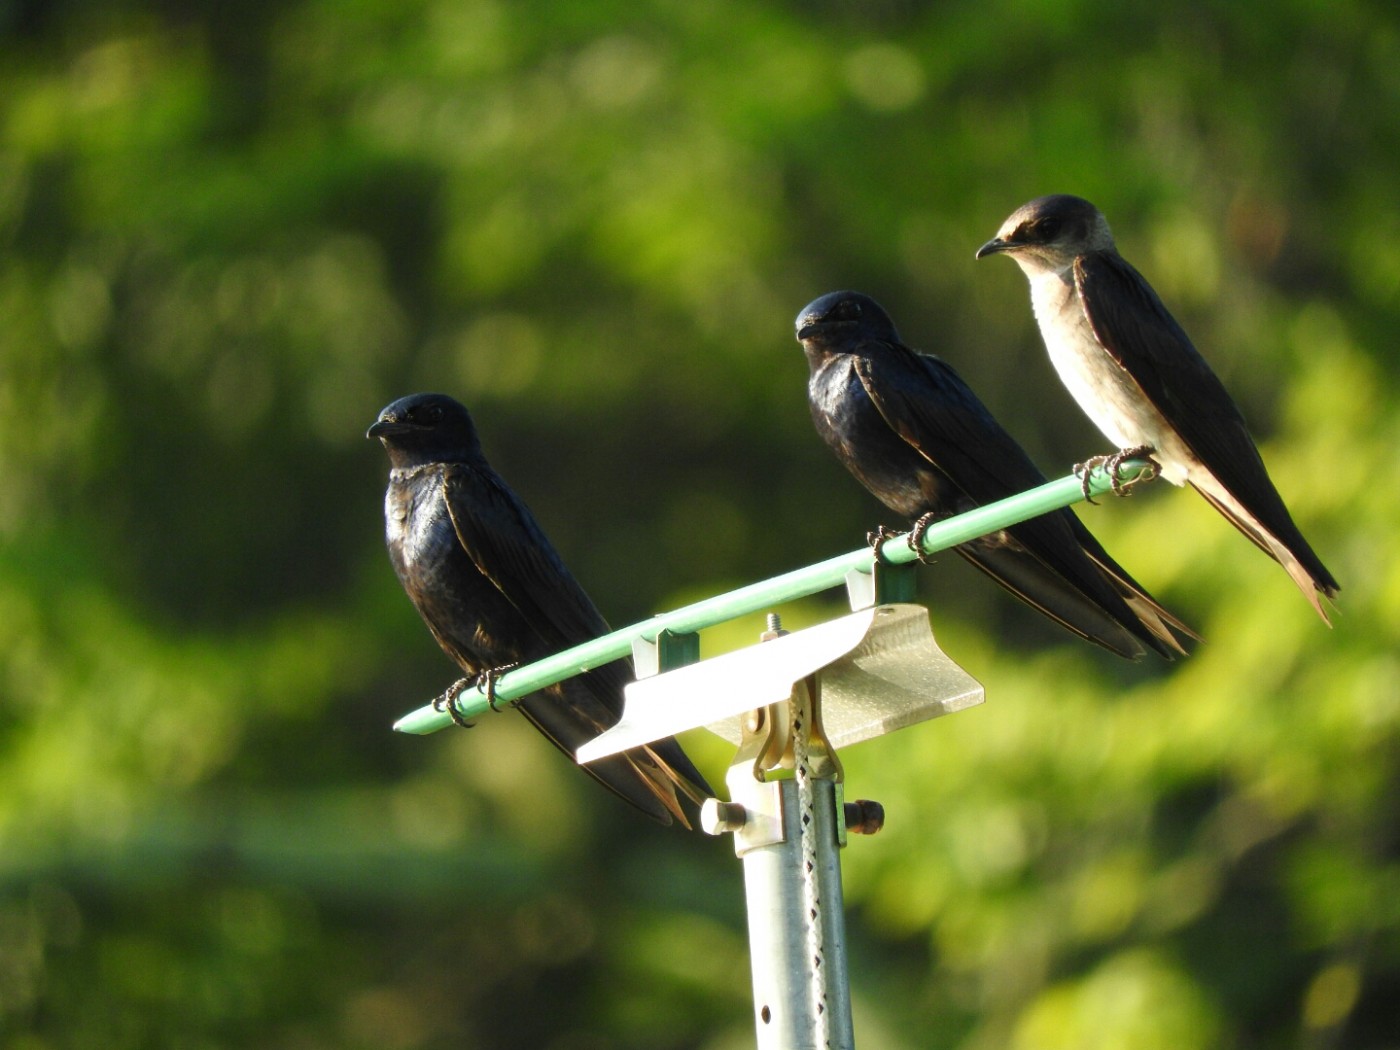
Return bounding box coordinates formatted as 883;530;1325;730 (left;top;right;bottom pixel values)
790;672;834;1048
704;616;857;1048
732;773;852;1050
715;723;855;1047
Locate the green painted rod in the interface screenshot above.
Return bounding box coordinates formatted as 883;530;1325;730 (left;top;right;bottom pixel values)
392;459;1154;735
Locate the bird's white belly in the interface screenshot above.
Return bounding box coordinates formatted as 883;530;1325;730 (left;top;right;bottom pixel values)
1030;273;1191;484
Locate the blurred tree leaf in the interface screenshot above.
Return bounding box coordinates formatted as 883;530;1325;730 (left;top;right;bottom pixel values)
1;1;1397;1047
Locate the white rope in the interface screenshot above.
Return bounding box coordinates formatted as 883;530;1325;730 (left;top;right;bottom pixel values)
791;678;830;1048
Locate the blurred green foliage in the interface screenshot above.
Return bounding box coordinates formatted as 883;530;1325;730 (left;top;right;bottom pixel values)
2;0;1397;1047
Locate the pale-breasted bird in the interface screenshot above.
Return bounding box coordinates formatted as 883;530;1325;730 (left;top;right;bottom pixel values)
977;195;1339;620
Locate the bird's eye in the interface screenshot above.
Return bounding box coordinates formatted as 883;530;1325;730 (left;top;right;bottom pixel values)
419;404;443;423
1030;217;1061;239
836;300;862;321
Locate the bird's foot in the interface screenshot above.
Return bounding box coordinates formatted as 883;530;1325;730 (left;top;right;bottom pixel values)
1074;446;1158;501
433;678;477;729
1072;455;1110;504
866;524;900;564
906;512;940;564
475;662;521;712
1105;445;1158;495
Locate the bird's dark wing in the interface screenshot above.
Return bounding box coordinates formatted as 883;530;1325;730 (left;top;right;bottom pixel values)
852;343;1131;555
440;464;613;652
852;345;1180;658
852;345;1052;506
1073;254;1271;504
1074;252;1337;594
440;464;712;823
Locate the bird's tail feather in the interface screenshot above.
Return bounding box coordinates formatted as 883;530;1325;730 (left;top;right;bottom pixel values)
642;742;713;808
574;749;700;827
1086;554;1202;656
585;742;711;829
955;545;1153;659
517;682;712;827
1191;479;1337;624
619;743;713;830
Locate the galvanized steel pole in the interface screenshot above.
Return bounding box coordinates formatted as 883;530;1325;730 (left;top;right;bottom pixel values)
736;774;853;1049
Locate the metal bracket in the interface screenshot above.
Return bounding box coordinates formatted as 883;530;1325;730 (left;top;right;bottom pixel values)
577;604;984;764
631;628;700;679
845;559;918;610
713;673;845;856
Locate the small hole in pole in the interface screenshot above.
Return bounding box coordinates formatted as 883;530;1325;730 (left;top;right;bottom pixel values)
760;1005;771;1024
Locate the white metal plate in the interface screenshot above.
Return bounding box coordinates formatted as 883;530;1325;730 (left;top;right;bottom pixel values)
576;604;983;763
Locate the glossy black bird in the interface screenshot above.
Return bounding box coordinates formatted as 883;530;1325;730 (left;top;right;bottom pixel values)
369;393;711;825
797;291;1195;658
977;194;1339;620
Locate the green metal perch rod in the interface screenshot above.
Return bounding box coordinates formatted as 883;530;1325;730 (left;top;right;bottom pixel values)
392;459;1155;735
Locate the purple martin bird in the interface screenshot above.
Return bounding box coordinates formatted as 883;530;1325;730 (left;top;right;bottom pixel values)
977;195;1339;621
797;291;1195;659
369;392;711;826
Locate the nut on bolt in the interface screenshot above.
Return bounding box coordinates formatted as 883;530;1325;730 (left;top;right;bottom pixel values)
843;798;885;835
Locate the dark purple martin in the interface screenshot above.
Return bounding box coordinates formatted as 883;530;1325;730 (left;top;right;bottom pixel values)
369;392;711;826
797;291;1195;659
977;195;1339;620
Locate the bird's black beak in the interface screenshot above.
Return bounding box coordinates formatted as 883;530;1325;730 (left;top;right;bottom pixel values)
975;237;1015;260
796;315;821;341
367;417;416;439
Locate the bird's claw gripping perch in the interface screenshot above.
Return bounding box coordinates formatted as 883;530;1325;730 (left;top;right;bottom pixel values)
476;662;521;712
906;512;939;564
434;677;477;729
1072;458;1103;504
866;524;900;565
1074;446;1157;503
1106;446;1158;494
431;662;521;726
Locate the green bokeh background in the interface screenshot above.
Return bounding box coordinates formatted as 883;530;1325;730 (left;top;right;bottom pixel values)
2;1;1397;1047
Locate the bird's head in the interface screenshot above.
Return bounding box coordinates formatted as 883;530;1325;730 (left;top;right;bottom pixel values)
795;291;900;351
367;392;481;466
975;194;1115;273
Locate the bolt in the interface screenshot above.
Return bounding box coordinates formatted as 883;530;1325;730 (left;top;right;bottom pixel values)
700;798;747;835
844;799;885;836
760;612;787;642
